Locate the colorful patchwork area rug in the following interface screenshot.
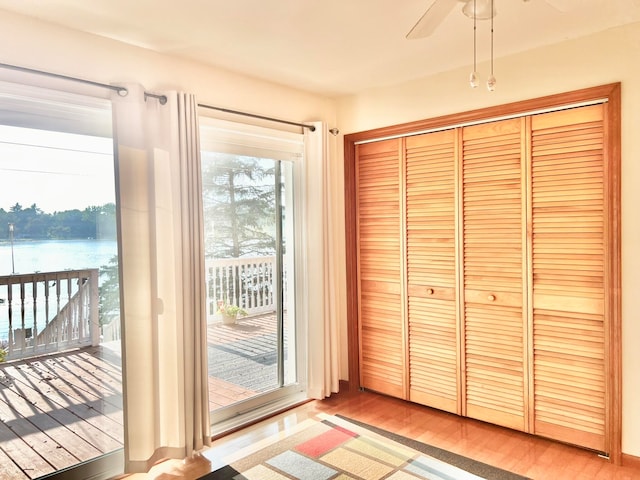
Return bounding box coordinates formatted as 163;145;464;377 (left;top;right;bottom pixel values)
200;413;530;480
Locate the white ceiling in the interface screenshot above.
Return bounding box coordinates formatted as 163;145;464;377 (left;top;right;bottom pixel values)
1;0;639;97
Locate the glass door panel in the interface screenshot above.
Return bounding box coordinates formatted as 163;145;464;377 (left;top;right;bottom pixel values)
201;149;303;430
0;87;123;479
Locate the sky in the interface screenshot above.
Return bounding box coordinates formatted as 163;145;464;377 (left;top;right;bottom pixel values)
0;125;115;213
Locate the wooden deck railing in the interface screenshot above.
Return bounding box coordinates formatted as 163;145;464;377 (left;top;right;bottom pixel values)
0;256;281;359
205;255;283;321
0;269;100;361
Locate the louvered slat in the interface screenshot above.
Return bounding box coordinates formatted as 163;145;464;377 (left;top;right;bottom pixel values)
356;140;405;397
531;105;606;452
462;119;526;431
405;130;458;413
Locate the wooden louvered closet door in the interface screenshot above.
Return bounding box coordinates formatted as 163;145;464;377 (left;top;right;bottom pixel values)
461;118;528;431
350;87;619;457
406;130;459;414
356;139;406;398
530;104;607;452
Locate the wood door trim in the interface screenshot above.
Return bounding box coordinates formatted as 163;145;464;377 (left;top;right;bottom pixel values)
344;83;619;145
343;83;622;463
604;82;622;464
345;133;360;393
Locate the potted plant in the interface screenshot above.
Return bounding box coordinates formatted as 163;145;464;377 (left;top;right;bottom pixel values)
217;300;247;325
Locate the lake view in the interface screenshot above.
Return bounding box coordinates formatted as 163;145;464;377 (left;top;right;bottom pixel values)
0;239;117;340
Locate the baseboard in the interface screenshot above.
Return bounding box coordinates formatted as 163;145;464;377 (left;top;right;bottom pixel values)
622;452;640;469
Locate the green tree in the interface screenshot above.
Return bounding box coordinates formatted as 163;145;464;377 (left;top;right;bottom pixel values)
0;203;116;240
21;204;49;238
0;208;9;240
52;209;93;239
98;255;120;326
202;153;277;259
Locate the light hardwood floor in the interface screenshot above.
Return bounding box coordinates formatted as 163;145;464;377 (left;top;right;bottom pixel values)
120;390;640;479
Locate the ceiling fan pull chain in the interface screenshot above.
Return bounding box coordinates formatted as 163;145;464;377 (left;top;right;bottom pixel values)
487;0;497;91
469;0;480;88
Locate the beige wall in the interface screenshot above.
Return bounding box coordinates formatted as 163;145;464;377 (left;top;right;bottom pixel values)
335;22;640;457
0;10;336;126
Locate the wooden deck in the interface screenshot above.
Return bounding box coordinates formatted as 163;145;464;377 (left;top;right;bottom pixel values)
0;313;277;479
0;343;123;479
207;312;278;410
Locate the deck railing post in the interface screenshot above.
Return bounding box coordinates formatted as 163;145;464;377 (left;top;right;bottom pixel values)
66;277;73;342
7;283;13;356
32;279;38;346
90;269;100;346
56;277;62;345
19;282;26;352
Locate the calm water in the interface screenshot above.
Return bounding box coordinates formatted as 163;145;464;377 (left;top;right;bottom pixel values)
0;239;117;276
0;239;117;340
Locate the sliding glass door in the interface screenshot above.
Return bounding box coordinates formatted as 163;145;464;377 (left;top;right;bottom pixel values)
200;118;306;432
0;81;123;479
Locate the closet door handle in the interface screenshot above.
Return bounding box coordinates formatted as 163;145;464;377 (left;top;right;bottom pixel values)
487;294;496;301
426;288;434;295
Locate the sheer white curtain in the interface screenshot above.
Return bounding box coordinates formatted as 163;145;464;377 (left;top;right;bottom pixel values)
112;85;210;473
305;122;341;399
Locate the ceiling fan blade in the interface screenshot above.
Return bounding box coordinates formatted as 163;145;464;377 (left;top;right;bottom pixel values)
406;0;459;39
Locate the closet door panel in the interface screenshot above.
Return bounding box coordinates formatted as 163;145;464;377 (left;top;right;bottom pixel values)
530;105;606;452
356;139;405;398
462;118;527;431
405;130;458;413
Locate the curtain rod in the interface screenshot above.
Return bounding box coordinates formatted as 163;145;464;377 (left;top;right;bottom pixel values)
198;103;315;132
0;62;166;104
0;62;315;131
0;62;128;97
144;92;168;105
